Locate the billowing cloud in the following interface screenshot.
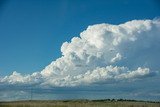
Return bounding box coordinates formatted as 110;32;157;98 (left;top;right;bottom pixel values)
0;19;160;87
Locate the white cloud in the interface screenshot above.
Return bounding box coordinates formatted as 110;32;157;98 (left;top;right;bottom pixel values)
110;53;122;63
1;71;43;85
0;19;160;87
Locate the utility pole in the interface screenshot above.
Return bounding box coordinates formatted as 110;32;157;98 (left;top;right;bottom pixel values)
30;86;33;100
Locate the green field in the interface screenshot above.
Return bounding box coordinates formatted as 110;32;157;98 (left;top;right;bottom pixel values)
0;100;160;107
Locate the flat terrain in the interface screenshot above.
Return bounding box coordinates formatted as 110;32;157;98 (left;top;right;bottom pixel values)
0;100;160;107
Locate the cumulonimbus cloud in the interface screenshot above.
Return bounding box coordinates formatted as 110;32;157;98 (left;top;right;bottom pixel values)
1;19;160;87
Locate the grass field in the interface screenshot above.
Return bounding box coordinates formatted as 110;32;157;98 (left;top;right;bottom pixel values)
0;100;160;107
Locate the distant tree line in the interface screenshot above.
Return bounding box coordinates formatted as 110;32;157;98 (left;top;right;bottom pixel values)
91;99;159;103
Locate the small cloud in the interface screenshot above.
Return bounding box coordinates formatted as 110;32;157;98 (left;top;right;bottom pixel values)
110;53;122;63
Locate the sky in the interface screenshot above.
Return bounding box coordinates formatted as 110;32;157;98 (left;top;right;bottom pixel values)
0;0;160;101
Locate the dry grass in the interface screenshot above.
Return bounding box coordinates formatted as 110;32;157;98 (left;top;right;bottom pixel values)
0;100;160;107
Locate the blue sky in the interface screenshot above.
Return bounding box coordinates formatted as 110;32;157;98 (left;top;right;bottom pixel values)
0;0;160;101
0;0;160;76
